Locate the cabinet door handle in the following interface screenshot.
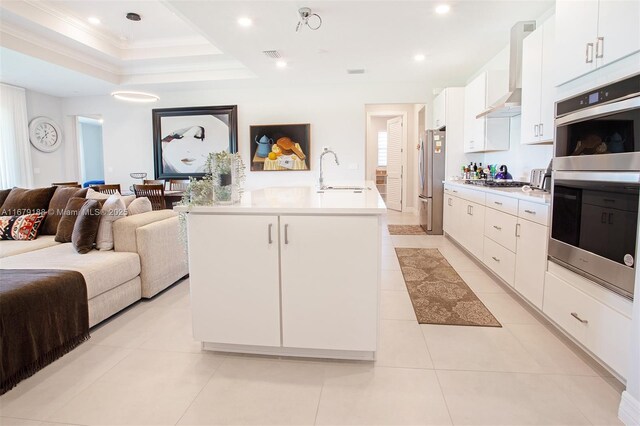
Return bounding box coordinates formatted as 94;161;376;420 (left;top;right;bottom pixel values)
524;209;536;215
284;224;289;244
586;42;594;63
453;190;458;193
596;36;604;59
539;123;544;136
534;124;539;137
493;225;502;231
268;223;273;244
494;201;503;206
571;312;588;324
515;223;521;237
492;256;500;263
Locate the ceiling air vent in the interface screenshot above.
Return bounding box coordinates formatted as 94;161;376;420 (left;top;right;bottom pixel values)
347;69;365;75
263;50;282;59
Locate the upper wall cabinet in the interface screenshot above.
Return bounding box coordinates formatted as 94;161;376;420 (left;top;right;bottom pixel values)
521;16;555;145
463;71;510;153
555;0;640;86
433;89;447;129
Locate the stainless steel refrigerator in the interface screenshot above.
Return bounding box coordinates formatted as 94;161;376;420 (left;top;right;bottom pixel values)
419;129;446;234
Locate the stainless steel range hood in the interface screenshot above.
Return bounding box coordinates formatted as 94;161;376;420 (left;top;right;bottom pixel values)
477;21;536;119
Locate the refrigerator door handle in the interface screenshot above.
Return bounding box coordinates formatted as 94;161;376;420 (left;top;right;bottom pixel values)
426;131;434;198
419;138;425;194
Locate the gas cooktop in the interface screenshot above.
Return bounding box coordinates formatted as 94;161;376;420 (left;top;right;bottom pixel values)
464;180;530;188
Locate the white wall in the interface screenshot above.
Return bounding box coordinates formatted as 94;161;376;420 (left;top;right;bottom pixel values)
25;90;67;187
61;82;426;192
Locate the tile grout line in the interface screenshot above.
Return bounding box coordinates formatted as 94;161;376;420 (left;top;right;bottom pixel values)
312;379;325;425
173;354;230;426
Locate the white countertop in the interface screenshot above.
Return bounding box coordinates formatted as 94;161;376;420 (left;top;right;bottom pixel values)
174;182;387;215
444;180;551;204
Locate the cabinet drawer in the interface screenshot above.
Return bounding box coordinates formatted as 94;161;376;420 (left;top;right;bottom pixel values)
518;200;549;225
543;271;631;378
483;237;516;286
484;209;517;252
486;193;518;216
455;186;486;205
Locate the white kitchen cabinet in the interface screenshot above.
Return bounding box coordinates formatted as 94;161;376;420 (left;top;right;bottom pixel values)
188;214;282;347
597;0;640;68
483;236;516;287
443;190;456;238
462;200;486;260
521;16;555;144
514;218;548;309
433;89;447;129
555;0;640;86
464;71;510;153
280;215;379;351
484;209;517;252
543;269;632;378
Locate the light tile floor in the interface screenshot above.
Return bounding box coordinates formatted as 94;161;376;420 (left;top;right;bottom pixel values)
0;210;625;426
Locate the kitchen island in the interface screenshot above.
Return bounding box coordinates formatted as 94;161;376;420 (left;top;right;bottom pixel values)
175;184;386;360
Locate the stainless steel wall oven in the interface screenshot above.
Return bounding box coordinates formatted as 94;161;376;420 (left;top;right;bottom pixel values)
550;74;640;299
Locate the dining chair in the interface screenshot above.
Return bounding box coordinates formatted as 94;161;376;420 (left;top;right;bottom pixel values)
169;179;189;191
91;184;121;195
143;179;165;186
133;184;166;210
52;181;81;188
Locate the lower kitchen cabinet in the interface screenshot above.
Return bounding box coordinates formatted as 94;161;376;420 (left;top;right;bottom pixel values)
483;236;516;286
280;215;379;351
457;200;485;260
514;218;548;309
543;268;632;378
188;214;282;347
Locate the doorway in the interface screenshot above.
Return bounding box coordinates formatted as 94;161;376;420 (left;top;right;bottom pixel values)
76;116;104;186
366;107;410;212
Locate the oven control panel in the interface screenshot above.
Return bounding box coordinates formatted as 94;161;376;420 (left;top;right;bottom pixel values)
556;73;640;117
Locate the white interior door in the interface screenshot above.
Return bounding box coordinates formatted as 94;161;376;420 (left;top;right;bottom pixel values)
386;116;403;211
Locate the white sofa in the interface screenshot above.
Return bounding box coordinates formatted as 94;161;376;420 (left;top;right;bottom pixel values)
0;210;188;327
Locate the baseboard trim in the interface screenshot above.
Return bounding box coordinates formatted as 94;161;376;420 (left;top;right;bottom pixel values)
202;341;376;361
619;391;640;426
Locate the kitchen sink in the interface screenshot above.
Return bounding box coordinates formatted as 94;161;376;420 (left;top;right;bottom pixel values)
320;185;371;191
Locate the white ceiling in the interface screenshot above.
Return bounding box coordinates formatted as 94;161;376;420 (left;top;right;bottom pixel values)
0;0;554;97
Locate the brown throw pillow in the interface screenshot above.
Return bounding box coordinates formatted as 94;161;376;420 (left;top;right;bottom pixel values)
55;197;89;243
41;187;89;235
0;188;12;209
0;186;56;216
72;200;102;254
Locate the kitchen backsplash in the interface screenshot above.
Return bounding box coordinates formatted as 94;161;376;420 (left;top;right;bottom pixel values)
459;117;553;182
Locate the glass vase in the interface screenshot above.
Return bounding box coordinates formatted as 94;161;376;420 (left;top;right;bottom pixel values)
212;153;239;205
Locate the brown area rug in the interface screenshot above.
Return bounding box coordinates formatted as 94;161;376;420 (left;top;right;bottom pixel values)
388;225;426;235
395;248;501;327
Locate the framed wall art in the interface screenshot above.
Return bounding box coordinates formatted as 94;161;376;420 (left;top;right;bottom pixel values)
152;105;238;179
249;123;310;171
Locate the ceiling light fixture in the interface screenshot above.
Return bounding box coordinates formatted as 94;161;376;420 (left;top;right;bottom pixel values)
414;54;426;62
126;12;141;21
237;16;253;27
111;91;159;103
296;7;322;32
88;16;101;25
435;4;451;14
276;60;288;68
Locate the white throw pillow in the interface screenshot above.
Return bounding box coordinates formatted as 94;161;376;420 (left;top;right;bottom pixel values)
86;188;112;200
127;197;152;215
121;194;136;208
96;193;127;250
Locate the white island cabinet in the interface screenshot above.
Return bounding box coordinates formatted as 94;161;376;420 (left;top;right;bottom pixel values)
176;184;386;360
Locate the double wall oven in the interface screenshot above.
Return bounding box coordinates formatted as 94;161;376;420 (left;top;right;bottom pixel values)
550;73;640;300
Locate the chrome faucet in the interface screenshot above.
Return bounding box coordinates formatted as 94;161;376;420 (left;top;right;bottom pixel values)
319;148;339;189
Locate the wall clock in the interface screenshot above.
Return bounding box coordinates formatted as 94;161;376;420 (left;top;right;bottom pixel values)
29;116;62;152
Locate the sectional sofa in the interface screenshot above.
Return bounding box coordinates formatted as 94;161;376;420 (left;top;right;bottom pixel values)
0;195;188;327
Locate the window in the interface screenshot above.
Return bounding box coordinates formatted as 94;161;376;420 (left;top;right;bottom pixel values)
377;131;388;167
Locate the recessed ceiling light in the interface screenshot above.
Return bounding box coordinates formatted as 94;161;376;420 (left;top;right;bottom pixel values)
435;4;451;14
111;91;159;103
88;16;101;25
276;60;287;68
414;54;426;62
237;16;253;27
